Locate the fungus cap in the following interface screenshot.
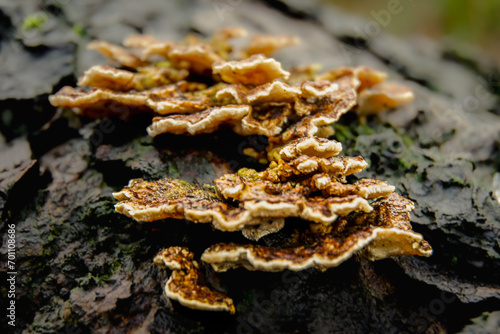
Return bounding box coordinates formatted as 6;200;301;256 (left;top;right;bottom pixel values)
317;66;388;92
154;247;235;314
87;40;146;68
278;137;343;161
48;86;154;117
357;82;414;116
201;193;432;272
213;55;290;85
78;65;136;91
113;178;286;232
260;155;368;183
244;34;300;57
146;105;252;136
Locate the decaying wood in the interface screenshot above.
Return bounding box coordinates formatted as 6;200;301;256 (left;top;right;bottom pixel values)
0;0;499;333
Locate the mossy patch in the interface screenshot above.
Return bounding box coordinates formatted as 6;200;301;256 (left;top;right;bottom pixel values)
21;13;47;31
72;23;86;38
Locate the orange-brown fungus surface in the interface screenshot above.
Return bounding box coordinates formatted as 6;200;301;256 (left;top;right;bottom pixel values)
58;29;431;314
154;247;235;314
49;28;413;138
201;193;432;272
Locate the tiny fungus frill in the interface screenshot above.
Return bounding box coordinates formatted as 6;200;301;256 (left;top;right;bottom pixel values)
154;247;235;314
53;28;430;314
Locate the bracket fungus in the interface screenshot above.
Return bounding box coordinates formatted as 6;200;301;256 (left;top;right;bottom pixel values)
201;193;432;272
49;28;430;313
113;177;284;232
49;27;409;138
212;54;290;85
154;247;235;314
113;137;394;230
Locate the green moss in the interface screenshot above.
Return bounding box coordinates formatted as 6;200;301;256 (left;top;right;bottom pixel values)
398;157;416;170
400;134;416;148
97;274;110;285
355;122;375;136
416;172;426;183
111;260;122;273
119;244;140;256
77;272;110;287
167;162;180;178
72;23;86;37
42;247;54;258
391;132;421;170
50;224;62;237
22;13;47;31
331;123;356;142
449;176;467;186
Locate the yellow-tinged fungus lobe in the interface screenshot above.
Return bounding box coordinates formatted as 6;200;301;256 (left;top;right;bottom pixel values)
51;28;428;314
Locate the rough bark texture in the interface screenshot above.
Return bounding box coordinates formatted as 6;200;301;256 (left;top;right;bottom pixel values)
1;0;499;333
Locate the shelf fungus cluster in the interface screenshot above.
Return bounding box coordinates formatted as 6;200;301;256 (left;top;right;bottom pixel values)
49;28;431;314
113;136;431;312
49;28;412;139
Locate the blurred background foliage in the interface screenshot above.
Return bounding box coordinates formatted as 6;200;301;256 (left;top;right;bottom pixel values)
330;0;500;65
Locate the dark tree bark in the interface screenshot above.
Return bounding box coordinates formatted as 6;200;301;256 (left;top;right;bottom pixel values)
1;1;499;333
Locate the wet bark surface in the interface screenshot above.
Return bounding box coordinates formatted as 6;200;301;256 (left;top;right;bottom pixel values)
0;0;499;333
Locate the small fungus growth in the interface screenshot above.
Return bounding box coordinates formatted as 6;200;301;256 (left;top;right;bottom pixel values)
154;247;235;314
50;28;431;314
